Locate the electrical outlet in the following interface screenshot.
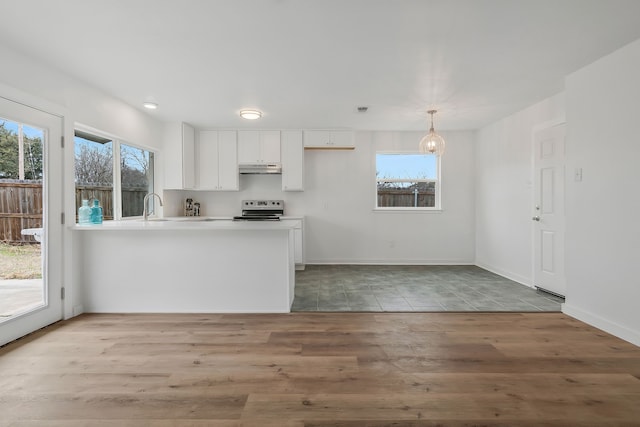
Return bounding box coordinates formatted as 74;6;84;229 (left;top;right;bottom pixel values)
574;168;583;182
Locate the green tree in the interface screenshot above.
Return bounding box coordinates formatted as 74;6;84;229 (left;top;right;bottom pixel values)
0;121;43;179
0;122;19;178
23;135;43;179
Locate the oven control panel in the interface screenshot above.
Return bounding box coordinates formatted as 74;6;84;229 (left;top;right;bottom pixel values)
242;200;284;210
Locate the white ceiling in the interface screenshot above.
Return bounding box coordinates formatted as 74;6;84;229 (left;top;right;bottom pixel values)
2;0;640;131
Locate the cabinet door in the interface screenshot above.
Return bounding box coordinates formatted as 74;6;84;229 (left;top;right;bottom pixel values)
238;130;280;163
303;130;354;148
260;130;281;163
330;131;354;147
303;130;329;147
198;130;219;189
294;226;303;265
237;130;260;164
281;130;304;191
182;123;196;189
217;130;239;190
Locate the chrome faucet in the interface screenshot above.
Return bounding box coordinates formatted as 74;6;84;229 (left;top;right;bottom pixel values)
143;193;163;220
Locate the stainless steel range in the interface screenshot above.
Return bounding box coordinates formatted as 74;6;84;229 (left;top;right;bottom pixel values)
233;200;284;221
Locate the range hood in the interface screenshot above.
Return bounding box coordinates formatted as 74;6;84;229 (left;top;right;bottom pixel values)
238;163;282;174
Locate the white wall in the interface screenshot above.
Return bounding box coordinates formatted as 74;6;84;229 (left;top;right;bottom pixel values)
563;38;640;346
164;130;476;264
475;93;565;285
0;43;164;319
0;45;163;148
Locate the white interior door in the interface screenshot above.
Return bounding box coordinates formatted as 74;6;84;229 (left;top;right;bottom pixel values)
533;123;566;297
0;95;63;346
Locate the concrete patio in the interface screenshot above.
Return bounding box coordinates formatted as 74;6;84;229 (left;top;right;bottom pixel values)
0;279;44;318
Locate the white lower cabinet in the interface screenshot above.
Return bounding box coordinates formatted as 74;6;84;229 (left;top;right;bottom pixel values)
294;226;303;266
198;130;239;191
281;130;304;191
285;217;304;269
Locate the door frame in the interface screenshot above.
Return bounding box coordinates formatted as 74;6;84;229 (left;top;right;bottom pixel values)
531;118;567;297
0;84;69;345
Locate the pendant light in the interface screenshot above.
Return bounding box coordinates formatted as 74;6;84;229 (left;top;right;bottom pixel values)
419;109;445;156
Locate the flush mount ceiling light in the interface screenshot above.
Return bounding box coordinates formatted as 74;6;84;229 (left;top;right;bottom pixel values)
419;109;445;156
240;109;262;120
143;101;158;110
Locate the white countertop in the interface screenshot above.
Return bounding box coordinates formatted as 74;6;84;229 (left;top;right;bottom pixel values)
71;217;300;231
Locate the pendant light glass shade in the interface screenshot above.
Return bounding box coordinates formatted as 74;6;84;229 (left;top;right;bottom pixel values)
419;110;445;156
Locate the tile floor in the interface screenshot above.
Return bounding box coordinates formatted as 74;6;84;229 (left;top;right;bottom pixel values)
292;265;564;312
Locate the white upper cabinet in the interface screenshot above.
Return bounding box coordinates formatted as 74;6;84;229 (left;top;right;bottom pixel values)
217;131;239;190
260;131;281;163
281;130;304;191
198;130;218;189
238;130;281;164
303;130;354;149
198;130;239;191
237;130;259;163
182;123;196;189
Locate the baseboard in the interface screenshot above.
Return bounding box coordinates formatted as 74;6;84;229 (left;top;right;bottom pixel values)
474;262;533;288
305;260;475;266
563;303;640;347
72;305;84;317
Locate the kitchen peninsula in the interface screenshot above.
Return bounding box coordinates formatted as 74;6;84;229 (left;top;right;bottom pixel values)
73;219;297;313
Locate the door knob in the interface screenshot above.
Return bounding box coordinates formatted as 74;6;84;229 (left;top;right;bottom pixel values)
532;216;540;221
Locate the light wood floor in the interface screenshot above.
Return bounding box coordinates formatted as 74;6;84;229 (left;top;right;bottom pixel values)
1;313;639;426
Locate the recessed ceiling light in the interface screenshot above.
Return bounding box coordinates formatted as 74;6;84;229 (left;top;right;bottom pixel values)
143;102;158;110
240;109;262;120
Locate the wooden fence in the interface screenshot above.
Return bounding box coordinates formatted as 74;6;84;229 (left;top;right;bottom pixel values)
1;180;147;243
377;189;436;208
75;184;115;220
0;180;43;243
75;185;147;219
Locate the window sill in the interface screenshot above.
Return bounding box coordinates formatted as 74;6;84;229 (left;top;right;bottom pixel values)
373;208;443;214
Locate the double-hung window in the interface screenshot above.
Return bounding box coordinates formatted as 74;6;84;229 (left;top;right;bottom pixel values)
375;152;440;210
74;128;155;220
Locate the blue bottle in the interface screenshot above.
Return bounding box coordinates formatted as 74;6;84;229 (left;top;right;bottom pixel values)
91;199;103;224
78;199;91;225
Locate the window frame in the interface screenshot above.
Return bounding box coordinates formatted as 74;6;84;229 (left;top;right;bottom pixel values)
374;151;442;212
74;125;156;220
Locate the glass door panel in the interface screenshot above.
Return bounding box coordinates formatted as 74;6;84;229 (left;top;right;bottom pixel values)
0;120;45;318
0;95;63;346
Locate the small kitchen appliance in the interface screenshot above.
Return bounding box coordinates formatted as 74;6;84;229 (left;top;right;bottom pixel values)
233;200;284;221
